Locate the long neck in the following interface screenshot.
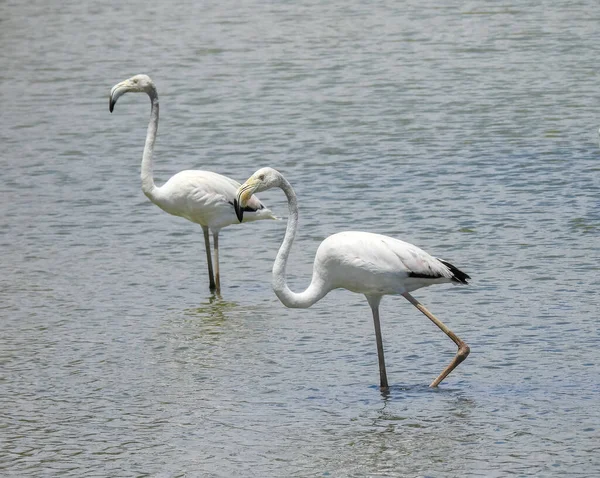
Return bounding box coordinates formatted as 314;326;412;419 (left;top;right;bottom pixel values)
141;87;159;200
272;177;329;309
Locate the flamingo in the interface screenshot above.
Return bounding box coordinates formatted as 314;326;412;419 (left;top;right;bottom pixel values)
234;167;471;389
108;74;276;293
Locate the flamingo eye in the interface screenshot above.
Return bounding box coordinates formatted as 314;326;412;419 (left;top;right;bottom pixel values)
133;78;139;84
258;174;265;181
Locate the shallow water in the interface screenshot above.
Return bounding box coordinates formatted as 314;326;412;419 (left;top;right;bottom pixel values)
1;0;599;476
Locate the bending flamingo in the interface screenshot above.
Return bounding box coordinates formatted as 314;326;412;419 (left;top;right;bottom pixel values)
234;167;471;389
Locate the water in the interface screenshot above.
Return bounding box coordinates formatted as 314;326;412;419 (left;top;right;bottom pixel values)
1;0;599;476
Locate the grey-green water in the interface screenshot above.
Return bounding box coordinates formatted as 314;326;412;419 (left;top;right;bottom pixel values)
1;1;599;476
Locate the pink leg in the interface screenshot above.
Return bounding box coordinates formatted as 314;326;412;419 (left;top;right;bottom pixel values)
402;292;470;387
366;295;388;390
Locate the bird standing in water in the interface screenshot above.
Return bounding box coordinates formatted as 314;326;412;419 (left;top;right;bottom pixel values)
235;167;471;389
109;74;276;293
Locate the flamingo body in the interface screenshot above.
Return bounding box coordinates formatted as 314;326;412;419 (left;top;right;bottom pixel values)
311;231;465;296
152;170;272;231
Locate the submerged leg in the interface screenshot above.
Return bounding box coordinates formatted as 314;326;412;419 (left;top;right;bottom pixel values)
366;295;389;390
202;225;216;291
212;231;221;293
402;292;470;387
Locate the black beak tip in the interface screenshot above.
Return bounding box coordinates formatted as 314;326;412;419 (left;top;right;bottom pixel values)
233;198;244;223
109;98;115;113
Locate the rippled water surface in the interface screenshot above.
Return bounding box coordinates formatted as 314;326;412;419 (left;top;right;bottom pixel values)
2;1;599;476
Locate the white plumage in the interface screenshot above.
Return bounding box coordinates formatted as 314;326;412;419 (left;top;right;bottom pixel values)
235;167;471;389
151;170;271;230
109;74;276;292
311;231;462;296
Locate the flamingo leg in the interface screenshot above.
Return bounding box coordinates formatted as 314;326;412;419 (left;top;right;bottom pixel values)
212;231;221;293
366;296;389;390
202;226;216;291
402;292;470;387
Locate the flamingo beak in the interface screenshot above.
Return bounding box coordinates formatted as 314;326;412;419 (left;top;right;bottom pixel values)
234;180;258;223
109;81;128;113
233;197;244;223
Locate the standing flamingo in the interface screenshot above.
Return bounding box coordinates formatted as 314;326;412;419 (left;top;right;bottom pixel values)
234;167;471;389
109;74;276;293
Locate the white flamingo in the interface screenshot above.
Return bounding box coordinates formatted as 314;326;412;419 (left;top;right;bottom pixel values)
235;168;471;389
109;74;276;292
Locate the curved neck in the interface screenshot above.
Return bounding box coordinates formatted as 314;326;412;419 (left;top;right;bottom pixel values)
141;87;158;199
272;177;328;309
